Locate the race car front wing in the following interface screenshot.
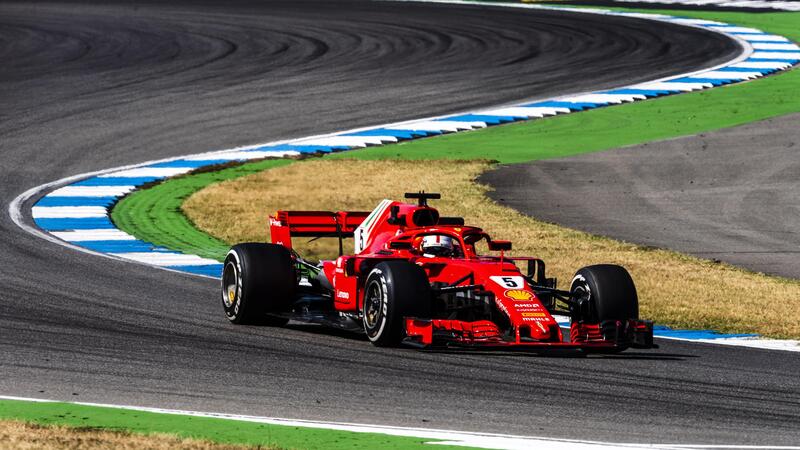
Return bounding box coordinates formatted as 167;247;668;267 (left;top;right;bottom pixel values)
403;318;656;351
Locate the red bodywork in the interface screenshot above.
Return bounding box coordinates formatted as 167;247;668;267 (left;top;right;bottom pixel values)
269;198;652;351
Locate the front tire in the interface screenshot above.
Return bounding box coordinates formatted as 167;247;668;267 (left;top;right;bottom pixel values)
362;261;432;347
221;243;295;325
569;264;638;323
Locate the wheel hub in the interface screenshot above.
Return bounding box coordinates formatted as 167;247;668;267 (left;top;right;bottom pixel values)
364;282;382;329
222;262;238;307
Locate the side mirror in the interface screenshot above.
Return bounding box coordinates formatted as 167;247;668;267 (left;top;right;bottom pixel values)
488;240;512;251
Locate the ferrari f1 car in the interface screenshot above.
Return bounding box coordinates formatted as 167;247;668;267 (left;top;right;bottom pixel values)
221;192;655;352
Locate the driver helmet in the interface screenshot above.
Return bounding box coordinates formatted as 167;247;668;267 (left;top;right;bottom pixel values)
420;235;455;257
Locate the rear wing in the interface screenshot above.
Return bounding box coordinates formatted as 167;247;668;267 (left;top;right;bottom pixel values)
269;210;370;254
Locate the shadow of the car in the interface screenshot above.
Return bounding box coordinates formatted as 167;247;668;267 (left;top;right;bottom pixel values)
284;323;367;342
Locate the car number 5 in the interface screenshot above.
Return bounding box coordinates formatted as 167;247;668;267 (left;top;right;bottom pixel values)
490;276;524;289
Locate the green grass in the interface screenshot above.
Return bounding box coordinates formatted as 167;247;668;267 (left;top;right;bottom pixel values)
111;158;294;261
326;10;800;163
0;399;479;450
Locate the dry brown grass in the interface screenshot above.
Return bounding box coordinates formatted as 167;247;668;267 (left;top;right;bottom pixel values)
183;159;800;339
0;420;264;450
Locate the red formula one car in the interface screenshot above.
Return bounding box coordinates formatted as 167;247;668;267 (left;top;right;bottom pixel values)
221;192;654;352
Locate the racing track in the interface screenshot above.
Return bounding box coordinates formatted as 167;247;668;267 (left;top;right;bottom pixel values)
1;0;798;446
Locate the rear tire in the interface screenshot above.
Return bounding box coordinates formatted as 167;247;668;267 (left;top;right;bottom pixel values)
221;243;295;326
570;264;638;323
362;261;431;347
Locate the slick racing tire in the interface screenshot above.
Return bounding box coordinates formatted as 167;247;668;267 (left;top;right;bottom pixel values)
362;261;432;347
570;264;639;323
222;243;295;326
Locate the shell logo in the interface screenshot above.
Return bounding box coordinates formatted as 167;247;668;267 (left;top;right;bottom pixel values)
504;289;533;301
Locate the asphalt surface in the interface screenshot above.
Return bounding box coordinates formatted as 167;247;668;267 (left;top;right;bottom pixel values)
2;0;798;446
482;114;800;279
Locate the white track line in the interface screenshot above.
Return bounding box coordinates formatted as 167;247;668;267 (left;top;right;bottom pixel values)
110;252;222;266
50;229;137;242
182;150;301;161
100;167;195;178
47;185;137;197
31;206;109;218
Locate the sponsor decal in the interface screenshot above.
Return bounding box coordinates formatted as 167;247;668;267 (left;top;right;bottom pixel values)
504;289;533;301
514;305;542;311
521;312;546;318
495;300;509;316
336;290;350;300
522;317;548;323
